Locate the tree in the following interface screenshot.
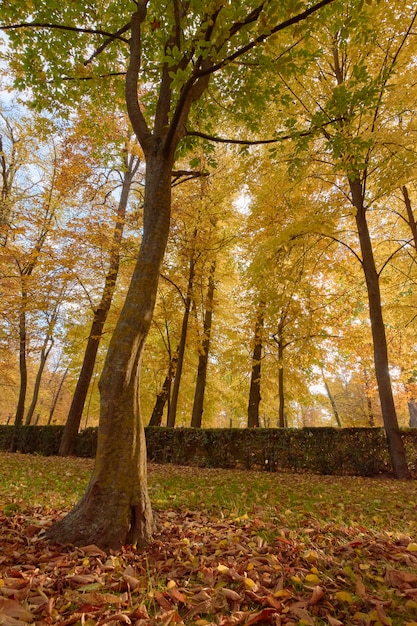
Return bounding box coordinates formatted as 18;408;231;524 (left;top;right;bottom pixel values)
269;1;417;476
2;0;337;548
247;304;264;428
59;130;143;456
190;259;216;428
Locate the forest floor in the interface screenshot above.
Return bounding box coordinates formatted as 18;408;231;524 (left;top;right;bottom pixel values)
0;453;417;626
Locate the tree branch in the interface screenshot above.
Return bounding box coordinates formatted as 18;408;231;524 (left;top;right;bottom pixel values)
194;0;337;80
186;117;340;146
84;22;132;65
0;22;129;42
125;5;152;154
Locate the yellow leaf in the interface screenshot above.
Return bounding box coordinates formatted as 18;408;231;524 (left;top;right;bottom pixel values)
234;513;249;522
335;591;354;604
291;575;302;584
274;589;292;597
305;574;321;584
406;543;417;552
352;613;369;621
303;550;318;563
405;600;417;609
243;577;256;589
217;564;229;573
167;580;176;589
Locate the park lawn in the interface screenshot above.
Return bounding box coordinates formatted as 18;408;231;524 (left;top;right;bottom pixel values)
0;451;416;625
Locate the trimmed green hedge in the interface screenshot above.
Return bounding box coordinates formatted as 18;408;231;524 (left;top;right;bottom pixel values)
1;425;416;477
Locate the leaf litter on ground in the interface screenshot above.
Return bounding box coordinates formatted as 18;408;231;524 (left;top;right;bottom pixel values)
1;453;417;625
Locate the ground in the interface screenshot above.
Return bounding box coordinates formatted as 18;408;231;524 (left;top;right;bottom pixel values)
1;453;417;625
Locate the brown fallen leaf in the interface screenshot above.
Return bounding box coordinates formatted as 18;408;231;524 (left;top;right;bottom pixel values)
0;597;33;623
308;585;325;606
154;590;174;611
385;568;417;589
221;588;242;603
81;591;122;606
122;573;142;591
245;607;278;625
80;544;108;558
98;613;132;625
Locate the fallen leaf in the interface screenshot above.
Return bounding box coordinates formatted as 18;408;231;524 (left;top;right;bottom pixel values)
0;597;33;622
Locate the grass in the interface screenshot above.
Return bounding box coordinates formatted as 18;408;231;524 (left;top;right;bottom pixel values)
0;452;416;537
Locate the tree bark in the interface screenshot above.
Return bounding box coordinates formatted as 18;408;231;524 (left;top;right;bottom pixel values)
322;374;342;427
274;319;287;428
167;253;196;427
46;151;173;550
402;185;417;250
10;278;28;452
247;305;264;428
190;261;216;428
59;153;138;456
14;305;27;428
25;332;54;425
48;367;68;425
148;354;177;427
408;398;417;427
351;177;410;478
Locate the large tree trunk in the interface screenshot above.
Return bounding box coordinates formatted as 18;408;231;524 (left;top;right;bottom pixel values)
59;155;137;456
247;306;264;428
167;253;196;427
351;178;410;478
190;261;216;428
46;152;173;549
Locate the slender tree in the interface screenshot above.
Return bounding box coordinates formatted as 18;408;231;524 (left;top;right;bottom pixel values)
59;144;141;455
191;260;216;428
247;304;264;428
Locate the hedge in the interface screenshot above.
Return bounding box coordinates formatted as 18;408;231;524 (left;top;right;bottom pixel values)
1;425;416;477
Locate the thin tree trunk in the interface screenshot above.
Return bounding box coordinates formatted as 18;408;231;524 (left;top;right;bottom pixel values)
322;371;342;427
247;305;264;428
47;367;68;425
190;261;216;428
25;329;54;425
363;367;375;427
148;354;177;426
273;319;287;428
10;290;28;452
402;185;417;250
351;177;410;478
59;153;138;456
14;306;27;428
46;149;173;550
408;398;417;427
167;253;196;427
